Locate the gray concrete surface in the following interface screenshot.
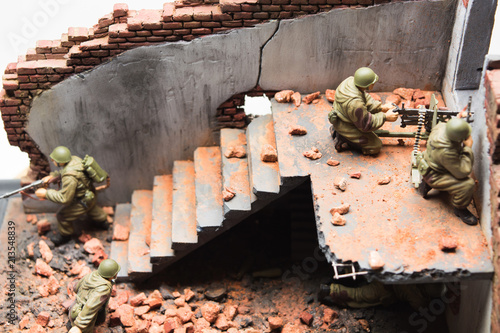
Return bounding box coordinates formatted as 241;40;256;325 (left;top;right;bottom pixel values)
27;22;279;203
260;0;456;92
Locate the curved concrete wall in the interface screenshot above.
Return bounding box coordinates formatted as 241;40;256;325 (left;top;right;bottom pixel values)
27;1;455;203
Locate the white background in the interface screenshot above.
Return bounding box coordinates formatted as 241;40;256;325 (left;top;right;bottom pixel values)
0;1;499;179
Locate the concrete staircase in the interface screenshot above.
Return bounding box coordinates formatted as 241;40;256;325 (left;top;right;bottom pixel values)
110;114;304;281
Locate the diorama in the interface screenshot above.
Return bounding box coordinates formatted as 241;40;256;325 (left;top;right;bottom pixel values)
0;0;499;332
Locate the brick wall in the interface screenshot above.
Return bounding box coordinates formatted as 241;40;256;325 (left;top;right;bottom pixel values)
1;0;407;178
484;60;500;333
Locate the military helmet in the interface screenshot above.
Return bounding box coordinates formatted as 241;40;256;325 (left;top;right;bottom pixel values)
446;118;471;142
49;146;71;164
98;259;120;279
354;67;379;88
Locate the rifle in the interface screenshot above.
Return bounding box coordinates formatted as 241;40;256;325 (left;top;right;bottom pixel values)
0;179;46;199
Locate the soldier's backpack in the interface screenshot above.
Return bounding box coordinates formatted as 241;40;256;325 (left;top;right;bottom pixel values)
82;155;108;183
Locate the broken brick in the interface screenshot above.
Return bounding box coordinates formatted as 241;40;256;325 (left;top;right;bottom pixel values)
137;319;151;333
46;275;60;295
300;311;313;326
215;313;230;330
174;295;186;307
377;176;391;185
289;125;307;136
92;248;108;266
78;232;92;243
27;242;35;257
291;92;301;107
83;238;105;254
369;251;384;270
323;308;338;323
19;314;31;329
130;292;147;307
349;171;361;179
330;203;350;215
222;187;236;201
334;177;347;191
331;212;346;226
439;236;458;252
385;94;401;106
113;3;129;17
327;159;340;166
261;144;278;162
184;288;195;302
39;240;52;263
412;89;425;100
325;89;336;103
224;304;238;321
302;91;320;104
303;147;322;160
117;304;136;327
176;307;193;323
35;258;53;277
109;290;130;311
113;224;130;241
201;301;221;323
36;312;50;327
134;305;151;317
393;87;414;101
275;90;294;103
164;316;182;332
369;92;382;102
224;145;246;158
26;214;38;224
268;316;284;330
37;220;51;235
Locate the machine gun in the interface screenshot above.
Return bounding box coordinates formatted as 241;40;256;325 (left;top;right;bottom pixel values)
0;179;46;199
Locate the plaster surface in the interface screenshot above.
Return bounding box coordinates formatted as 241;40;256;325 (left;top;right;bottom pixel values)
260;0;456;93
27;22;278;203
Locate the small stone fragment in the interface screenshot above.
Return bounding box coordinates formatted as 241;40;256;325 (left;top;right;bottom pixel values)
291;92;301;107
349;171;361;179
224;145;246;158
261;144;278;162
35;258;53;277
36;312;50;327
331;212;347;226
19;314;31;329
393;87;415;101
26;214;37;224
222;186;236;202
377;176;391;185
38;240;53;263
184;288;195;302
275;90;294;103
439;236;458;252
327;159;340;166
46;276;60;295
176;307;193;323
224;304;238;321
300;312;314;326
302;91;320;104
37;219;51;235
289;125;307;136
109;290;130;311
334;177;347;191
323;308;338;323
330;203;350;215
83;238;105;254
174;296;186;307
78;232;92;243
325;89;336;103
303;147;322;160
268;316;284;330
214;313;230;330
369;251;384;270
113;224;130;241
27;242;35;257
164;316;181;333
201;301;221;323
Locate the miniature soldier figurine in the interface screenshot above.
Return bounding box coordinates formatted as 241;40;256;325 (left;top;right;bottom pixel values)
68;259;120;333
418;118;477;225
35;146;110;245
328;67;399;155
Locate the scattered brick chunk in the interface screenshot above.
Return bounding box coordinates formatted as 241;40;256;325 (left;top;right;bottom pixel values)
109;290;130;310
334;177;347;191
36;312;50;327
330;203;350;215
176;307;193;323
130;292;147;307
349;171;361;179
369;92;382;102
26;214;37;224
184;288;195;302
327;159;340;166
275;90;294;103
27;323;45;333
27;242;35;257
39;240;53;263
117;304;135;327
369;251;384;270
323;308;338;323
164;316;181;332
412;89;425;100
393;87;414;101
439;236;458;252
113;3;129;17
325;89;336;103
201;301;221;323
303;147;322;160
331;212;347;226
35;258;53;277
83;238;105;254
302;91;320;104
224;145;246;158
289;125;307;136
222;186;236;201
291;92;301;107
92;249;108;266
385;94;401;106
377;176;391;185
113;224;130;241
37;220;51;235
46;276;60;295
214;313;229;330
19;314;31;329
137;319;151;332
78;231;92;243
359;319;370;331
174;295;186;307
300;311;313;326
134;305;150;316
261;144;278;162
268;316;284;330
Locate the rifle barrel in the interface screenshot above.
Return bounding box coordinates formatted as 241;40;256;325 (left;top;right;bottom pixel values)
0;179;44;199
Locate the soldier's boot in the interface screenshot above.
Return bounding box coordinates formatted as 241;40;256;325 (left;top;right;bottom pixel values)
49;232;72;246
418;181;432;199
93;219;110;231
318;284;331;302
453;207;478;226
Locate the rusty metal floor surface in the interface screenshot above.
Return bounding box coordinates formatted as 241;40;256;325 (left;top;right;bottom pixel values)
272;95;493;283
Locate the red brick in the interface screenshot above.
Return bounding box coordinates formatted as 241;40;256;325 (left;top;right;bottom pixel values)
279;11;293;18
67;59;82;66
242;4;261;11
173;7;194;21
26;49;46;61
136;30;152;37
128;9;163;30
184;21;202;28
301;5;319;11
192;28;212;35
174;29;191;35
220;3;242;12
273;0;290;4
213;27;230;33
342;0;358;4
4;63;16;74
163;3;175;21
244;19;261;26
98;14;114;29
357;0;373;4
165;36;181;42
14;90;29;98
163;22;183;29
74;66;94;73
108;37;127;44
213;13;232;21
127;37;147;42
146;36;165;42
222;20;243;27
68;27;89;42
21;83;39;90
30;75;48;83
54;66;74;74
113;3;129;18
80;36;109;51
110;50;123;57
109;24;136;38
291;0;308;4
193;5;215;20
0;106;18;115
234;12;253;19
35;40;54;54
202;21;222;28
253;12;270;19
153;29;174;36
36;312;50;327
282;4;301;10
15;76;29;83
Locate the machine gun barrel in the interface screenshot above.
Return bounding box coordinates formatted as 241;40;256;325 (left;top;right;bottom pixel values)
0;179;44;199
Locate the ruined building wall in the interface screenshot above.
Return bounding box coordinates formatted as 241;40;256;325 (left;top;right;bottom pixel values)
1;0;445;182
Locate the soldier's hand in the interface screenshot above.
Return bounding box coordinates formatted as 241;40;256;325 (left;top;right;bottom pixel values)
464;135;473;147
35;188;47;199
42;175;52;184
385;109;399;122
69;326;82;333
381;103;395;113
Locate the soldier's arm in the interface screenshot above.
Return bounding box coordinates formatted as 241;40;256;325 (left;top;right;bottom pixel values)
45;175;78;204
364;92;382;114
74;286;110;330
440;147;474;179
347;100;386;132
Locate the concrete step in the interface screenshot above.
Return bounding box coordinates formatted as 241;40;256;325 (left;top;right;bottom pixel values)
150;175;175;263
194;147;224;229
110;203;131;281
246;114;281;198
220;128;253;219
172;160;198;250
127;190;153;278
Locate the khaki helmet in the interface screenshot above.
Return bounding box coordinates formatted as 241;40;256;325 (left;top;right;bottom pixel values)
97;259;120;279
446;118;471;142
354;67;379;88
50;146;72;164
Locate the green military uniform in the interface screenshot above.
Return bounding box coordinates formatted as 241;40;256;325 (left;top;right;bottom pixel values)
46;155;107;236
70;270;113;333
329;76;387;155
420;122;474;209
